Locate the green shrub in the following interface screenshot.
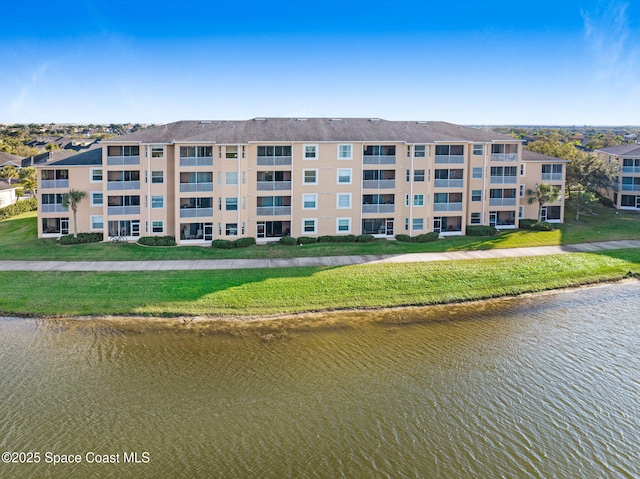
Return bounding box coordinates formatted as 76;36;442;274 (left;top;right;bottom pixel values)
59;232;104;245
356;234;376;243
297;236;318;245
395;234;412;242
466;225;499;237
233;237;256;248
0;198;38;220
318;235;357;243
414;232;439;243
598;196;614;208
278;236;297;246
519;219;554;231
212;239;234;249
138;236;176;246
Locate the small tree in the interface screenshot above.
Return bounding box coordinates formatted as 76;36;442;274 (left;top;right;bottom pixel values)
0;165;19;184
19;166;37;198
527;183;561;222
61;189;86;238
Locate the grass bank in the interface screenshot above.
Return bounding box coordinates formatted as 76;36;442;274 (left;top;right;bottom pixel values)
2;249;639;319
1;204;639;261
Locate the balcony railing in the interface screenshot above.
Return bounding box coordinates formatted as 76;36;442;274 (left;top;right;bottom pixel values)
41;204;68;213
363;155;396;165
490;176;518;184
179;157;214;167
489;198;517;206
107;206;140;215
179;182;214;192
256;206;292;216
362;204;395;214
256;156;292;166
107;156;140;166
107;181;140;190
622;166;640;174
621;184;640;191
491;153;518;162
179;207;214;218
41;179;69;189
541;173;563;182
433;202;463;212
434;179;464;188
362;180;396;189
435;155;464;164
257;181;292;191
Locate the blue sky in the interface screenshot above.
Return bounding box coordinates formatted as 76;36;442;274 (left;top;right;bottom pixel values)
1;0;638;125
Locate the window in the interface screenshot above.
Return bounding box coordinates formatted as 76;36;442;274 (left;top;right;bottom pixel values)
226;197;238;211
520;185;525;197
470;212;481;224
472;167;483;179
336;217;351;233
414;170;425;182
520;164;525;176
151;196;164;208
152;221;164;233
303;169;318;184
414;145;426;158
412;218;424;230
225;172;238;185
303;194;317;209
303;218;317;234
226;146;238;159
435;145;464;156
405;218;409;231
413;194;424;206
91;215;104;230
91;192;103;207
519;206;524;219
406;169;411;182
337;193;351;209
151;171;164;184
364;145;396;157
405;194;409;206
304;145;318;159
91;169;103;182
108;145;140;157
338;144;352;160
257;145;291;157
337;168;352;184
472;190;482;202
225;223;238;236
151;146;164;158
180;146;212;158
473;144;483;155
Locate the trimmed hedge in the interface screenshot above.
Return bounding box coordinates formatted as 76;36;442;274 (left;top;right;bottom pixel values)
59;232;104;245
356;234;376;243
212;239;234;249
598;196;614;208
318;235;357;243
278;236;297;246
297;236;318;245
395;232;439;243
0;198;38;220
519;219;554;231
233;237;256;248
466;225;499;237
395;234;412;242
138;236;176;246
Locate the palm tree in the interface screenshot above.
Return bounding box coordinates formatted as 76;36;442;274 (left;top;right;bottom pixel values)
0;165;19;184
527;183;561;222
19;166;37;198
61;189;86;238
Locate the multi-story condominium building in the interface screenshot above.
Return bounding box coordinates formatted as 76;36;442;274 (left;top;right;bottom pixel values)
596;144;640;210
36;118;566;242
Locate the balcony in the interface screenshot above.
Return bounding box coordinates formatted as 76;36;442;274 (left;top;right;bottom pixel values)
489;198;517;207
541;173;563;182
490;176;518;184
491;153;518;162
107;206;140;215
107;181;140;190
179;157;213;167
257;181;292;191
435;154;464;164
621;184;640;191
433;202;463;212
107;156;140;166
40;204;68;213
256;206;292;216
257;156;292;166
363;155;396;165
179;207;214;218
362;179;396;189
362;204;395;214
179;182;214;192
622;166;640;174
41;179;69;189
434;179;464;188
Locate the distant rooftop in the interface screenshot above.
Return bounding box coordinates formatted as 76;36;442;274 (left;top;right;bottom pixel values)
40;147;103;167
522;150;569;163
596;144;640;157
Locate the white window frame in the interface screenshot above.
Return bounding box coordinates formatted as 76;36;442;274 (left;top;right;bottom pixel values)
303;169;318;185
151;146;164;158
151;196;164;209
90;168;103;183
90;192;103;207
152;220;164;233
470;212;481;224
303;144;318;160
337;168;352;184
473;144;483;155
336;217;351;233
225;197;238;211
414;145;426;158
225;223;238;236
302;193;318;210
225;172;238;185
412;218;424;230
336;193;352;209
471;190;482;202
302;218;317;234
472;167;483;179
151;171;164;184
413;194;424;207
338;144;352;160
90;215;104;231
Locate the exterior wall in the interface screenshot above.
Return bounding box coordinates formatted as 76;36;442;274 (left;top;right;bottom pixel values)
519;160;567;223
0;187;18;207
598;151;640;210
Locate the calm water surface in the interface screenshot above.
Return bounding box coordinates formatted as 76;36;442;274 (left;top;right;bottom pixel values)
1;282;639;478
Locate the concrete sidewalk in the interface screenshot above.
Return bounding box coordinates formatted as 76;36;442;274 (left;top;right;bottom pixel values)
1;240;639;272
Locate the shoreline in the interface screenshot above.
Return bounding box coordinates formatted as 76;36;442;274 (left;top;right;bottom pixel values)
6;278;638;336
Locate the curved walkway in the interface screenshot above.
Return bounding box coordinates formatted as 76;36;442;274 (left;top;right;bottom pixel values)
1;240;639;272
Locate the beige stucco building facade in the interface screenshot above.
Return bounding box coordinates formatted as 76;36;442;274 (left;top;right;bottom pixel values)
596;144;640;210
36;118;567;243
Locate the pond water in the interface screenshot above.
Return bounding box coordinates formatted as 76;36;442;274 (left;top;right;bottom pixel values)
1;282;639;478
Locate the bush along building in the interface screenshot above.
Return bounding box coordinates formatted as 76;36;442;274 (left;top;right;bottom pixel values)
36;118;566;242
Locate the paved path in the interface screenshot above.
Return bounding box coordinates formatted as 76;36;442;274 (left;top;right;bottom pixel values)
1;240;639;272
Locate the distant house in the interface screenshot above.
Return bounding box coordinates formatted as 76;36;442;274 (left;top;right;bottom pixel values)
0;151;23;168
22;143;102;167
27;136;99;152
0;179;20;208
596;144;640;210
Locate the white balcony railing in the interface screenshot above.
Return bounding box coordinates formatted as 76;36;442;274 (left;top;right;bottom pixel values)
433;202;463;212
256;206;292;216
107;181;140;190
41;179;69;189
179;207;214;218
491;153;518;162
256;181;292;191
362;180;396;189
179;157;214;167
541;173;563;182
107;156;140;166
622;166;640;174
256;156;292;166
435;155;464;164
179;182;214;192
489;198;517;206
363;155;396;165
490;176;518;184
434;179;464;188
40;204;68;213
362;204;395;214
621;184;640;191
107;206;140;215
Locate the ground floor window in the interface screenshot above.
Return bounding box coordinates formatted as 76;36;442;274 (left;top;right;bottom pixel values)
226;223;238;236
490;210;516;227
180;223;213;240
621;195;640;208
470;212;481;224
152;221;164;233
542;206;561;221
362;218;394;235
108;220;140;238
412;218;424;231
336;217;351;233
257;221;291;238
302;218;317;234
434;216;462;233
91;215;104;230
42;217;69;235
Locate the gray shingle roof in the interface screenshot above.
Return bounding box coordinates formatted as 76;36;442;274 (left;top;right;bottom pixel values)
0;151;23;167
596;144;640;157
44;147;103;166
522;150;569;163
104;118;519;144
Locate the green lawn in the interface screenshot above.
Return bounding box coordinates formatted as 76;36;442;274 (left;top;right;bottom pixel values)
1;204;639;261
1;249;639;318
